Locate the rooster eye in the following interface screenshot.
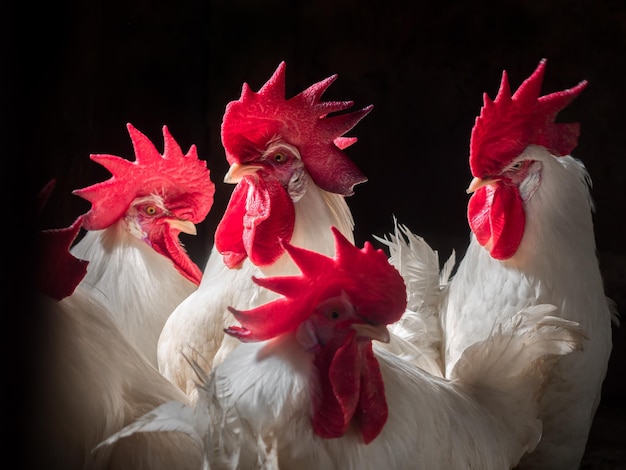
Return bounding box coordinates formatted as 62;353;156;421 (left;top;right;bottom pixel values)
274;152;286;163
144;206;157;216
509;162;523;171
326;309;341;320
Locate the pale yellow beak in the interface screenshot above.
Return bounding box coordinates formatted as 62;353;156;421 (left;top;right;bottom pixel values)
351;323;391;343
166;219;197;235
224;162;264;184
466;176;500;194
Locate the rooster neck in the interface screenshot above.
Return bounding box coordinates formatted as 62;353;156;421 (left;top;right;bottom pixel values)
291;183;355;250
455;154;602;309
463;152;598;280
510;154;597;270
71;227;196;367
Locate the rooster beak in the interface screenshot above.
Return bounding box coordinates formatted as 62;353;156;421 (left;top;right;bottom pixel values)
166;219;197;235
224;162;264;184
351;323;391;343
466;176;500;194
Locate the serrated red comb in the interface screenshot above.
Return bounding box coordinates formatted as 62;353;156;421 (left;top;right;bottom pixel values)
469;58;587;178
73;123;215;230
226;227;407;342
220;62;372;196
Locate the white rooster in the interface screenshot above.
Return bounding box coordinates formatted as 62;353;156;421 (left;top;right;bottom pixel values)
440;59;616;469
108;227;586;469
158;62;372;396
34;214;205;470
71;123;215;367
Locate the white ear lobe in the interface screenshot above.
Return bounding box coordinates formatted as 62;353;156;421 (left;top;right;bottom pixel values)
295;319;320;352
520;160;543;202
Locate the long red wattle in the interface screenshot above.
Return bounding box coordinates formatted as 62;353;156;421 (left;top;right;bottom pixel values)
151;225;203;285
214;178;248;268
313;330;388;443
215;176;295;268
355;342;388;444
313;331;359;439
468;184;525;260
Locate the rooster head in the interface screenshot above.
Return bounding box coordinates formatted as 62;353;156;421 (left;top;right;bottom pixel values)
226;227;407;444
73;123;215;284
221;61;371;195
466;59;587;260
216;62;372;268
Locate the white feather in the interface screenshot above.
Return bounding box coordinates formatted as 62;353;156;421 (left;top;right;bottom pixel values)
442;146;615;469
96;356;280;470
95;401;208;450
72;215;197;368
373;216;455;376
198;303;584;469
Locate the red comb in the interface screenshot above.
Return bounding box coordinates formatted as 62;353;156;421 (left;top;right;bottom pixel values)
73;123;215;230
220;62;372;196
226;227;407;342
470;58;587;177
37;216;89;301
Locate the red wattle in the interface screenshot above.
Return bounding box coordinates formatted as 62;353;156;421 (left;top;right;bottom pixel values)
215;180;250;268
313;330;360;439
244;178;295;267
215;176;295;268
151;224;203;285
355;342;388;444
468;184;525;260
468;186;493;247
312;330;388;443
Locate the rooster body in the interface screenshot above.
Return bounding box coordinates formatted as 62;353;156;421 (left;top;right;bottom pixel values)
215;322;582;470
72;124;214;367
34;215;204;470
158;62;371;395
125;229;585;469
442;60;615;469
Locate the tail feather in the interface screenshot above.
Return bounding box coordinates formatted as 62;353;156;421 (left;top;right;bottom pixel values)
93;401;207;451
374;216;454;313
374;217;454;375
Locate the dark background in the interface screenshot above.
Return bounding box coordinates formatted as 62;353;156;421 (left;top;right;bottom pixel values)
9;0;625;467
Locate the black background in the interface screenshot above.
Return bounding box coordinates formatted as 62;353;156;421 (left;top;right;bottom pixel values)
10;0;625;466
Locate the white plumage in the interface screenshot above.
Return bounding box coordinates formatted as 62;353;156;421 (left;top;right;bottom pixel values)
374;218;455;376
34;214;205;469
110;231;586;470
71;123;214;367
72;222;200;367
440;60;617;469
